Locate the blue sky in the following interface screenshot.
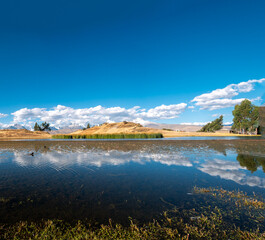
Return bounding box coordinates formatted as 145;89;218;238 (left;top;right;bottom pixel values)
0;0;264;128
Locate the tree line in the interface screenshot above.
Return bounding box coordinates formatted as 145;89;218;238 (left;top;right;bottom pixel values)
199;99;261;134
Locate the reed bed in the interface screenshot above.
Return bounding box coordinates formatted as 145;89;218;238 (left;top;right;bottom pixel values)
52;133;163;139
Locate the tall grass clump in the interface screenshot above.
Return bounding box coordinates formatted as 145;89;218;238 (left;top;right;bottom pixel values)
52;133;163;139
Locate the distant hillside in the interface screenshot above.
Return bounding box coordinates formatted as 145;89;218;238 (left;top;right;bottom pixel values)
145;123;232;132
144;123;202;132
0;129;51;139
50;129;82;135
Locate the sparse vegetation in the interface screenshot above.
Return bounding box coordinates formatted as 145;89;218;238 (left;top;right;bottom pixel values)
52;133;163;139
162;128;174;131
2;187;265;239
83;123;91;130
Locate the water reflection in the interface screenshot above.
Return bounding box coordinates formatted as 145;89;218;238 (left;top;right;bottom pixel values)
0;140;265;225
199;158;265;188
13;150;192;168
5;144;265;189
237;154;265;173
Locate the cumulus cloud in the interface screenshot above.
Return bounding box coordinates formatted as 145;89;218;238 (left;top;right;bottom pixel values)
212;114;224;117
11;103;187;128
191;78;265;110
0;113;7;118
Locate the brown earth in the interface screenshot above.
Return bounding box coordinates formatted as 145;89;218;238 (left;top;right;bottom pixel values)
161;131;250;138
0;129;51;139
0;122;252;139
70;121;162;135
69;121;250;138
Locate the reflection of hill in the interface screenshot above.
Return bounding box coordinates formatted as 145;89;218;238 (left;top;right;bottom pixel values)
0;139;265;156
237;154;265;173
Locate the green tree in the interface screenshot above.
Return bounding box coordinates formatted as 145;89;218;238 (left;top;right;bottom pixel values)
198;115;223;132
40;122;51;131
83;123;91;130
232;99;259;134
34;122;41;131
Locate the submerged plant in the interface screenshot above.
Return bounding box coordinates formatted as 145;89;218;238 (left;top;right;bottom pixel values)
193;187;265;209
1;187;265;239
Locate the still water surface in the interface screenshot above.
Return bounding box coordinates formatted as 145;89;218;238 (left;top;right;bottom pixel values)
0;139;264;227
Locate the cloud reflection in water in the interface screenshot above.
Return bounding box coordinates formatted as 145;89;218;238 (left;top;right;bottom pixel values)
199;158;265;188
6;149;265;189
13;150;192;168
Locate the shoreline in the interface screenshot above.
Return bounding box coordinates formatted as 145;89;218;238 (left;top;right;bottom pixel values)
0;132;259;140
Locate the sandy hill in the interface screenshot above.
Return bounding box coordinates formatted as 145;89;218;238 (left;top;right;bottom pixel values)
70;122;163;135
69;121;240;138
0;129;51;139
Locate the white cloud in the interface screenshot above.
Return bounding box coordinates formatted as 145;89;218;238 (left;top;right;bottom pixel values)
188;106;195;109
0;113;7;118
191;78;265;110
11;103;187;128
0;123;10;129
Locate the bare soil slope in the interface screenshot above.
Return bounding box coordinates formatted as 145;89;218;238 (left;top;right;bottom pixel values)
0;129;51;139
70;122;163;135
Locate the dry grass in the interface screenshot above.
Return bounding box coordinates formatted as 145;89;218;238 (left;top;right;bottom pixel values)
0;129;51;139
70;122;253;138
162;131;252;138
70;122;163;135
0;122;255;140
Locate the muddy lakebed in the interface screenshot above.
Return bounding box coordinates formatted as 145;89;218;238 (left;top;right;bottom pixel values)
0;139;265;230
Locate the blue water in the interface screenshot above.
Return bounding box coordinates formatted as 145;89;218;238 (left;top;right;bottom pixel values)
0;140;264;226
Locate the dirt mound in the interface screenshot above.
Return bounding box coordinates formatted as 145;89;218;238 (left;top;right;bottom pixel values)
70;121;162;135
0;129;51;139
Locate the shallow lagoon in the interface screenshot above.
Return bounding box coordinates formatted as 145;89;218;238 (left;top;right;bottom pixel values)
0;139;265;230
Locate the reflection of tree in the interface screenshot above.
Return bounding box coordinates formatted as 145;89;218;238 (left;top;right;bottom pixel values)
237;154;265;173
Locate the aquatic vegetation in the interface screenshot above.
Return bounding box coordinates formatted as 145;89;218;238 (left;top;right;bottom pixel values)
193;187;265;209
1;210;265;239
1;188;265;239
191;186;265;233
52;133;163;139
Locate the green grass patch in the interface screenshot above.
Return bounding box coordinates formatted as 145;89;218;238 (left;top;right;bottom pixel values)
52;133;163;139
